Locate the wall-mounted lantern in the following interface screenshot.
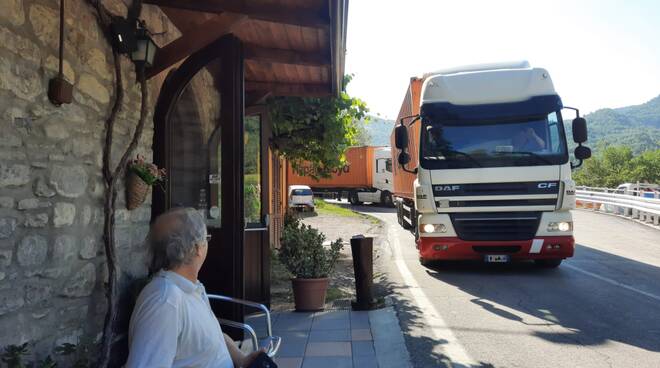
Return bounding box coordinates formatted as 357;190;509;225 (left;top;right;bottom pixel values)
131;25;158;69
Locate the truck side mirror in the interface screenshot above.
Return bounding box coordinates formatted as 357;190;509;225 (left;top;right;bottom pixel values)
395;123;408;149
574;145;591;160
398;152;410;166
572;117;588;143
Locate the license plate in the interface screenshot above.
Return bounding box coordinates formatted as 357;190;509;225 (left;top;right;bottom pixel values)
484;255;510;263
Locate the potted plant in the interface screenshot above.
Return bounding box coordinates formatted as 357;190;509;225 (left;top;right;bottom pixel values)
279;215;343;311
126;155;166;210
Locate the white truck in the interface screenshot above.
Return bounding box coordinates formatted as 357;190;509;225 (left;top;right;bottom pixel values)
392;61;591;267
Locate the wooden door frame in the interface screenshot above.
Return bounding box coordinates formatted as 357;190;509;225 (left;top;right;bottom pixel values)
245;105;272;305
152;34;245;321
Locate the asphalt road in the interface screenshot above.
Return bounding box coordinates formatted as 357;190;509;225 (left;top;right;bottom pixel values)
352;204;660;368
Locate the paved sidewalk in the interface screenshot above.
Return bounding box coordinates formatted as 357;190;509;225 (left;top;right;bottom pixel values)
265;307;411;368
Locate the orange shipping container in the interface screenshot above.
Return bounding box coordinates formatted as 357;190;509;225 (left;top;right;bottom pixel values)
390;77;424;201
287;146;378;189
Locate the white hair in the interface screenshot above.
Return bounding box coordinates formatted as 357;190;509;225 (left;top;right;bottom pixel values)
148;207;206;272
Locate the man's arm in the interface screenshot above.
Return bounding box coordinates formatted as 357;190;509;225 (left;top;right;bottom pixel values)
223;333;267;368
125;297;179;368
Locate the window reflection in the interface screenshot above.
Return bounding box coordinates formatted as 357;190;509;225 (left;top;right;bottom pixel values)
168;60;222;227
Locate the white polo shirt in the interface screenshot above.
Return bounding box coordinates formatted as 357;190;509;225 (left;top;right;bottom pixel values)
126;270;233;368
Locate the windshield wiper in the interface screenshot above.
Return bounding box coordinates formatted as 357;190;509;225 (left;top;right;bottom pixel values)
507;151;553;165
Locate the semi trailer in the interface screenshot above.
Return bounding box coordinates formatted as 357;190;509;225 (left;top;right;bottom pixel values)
391;61;591;267
287;146;395;206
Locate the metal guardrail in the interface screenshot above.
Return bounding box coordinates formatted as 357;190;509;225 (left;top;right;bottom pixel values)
575;186;660;226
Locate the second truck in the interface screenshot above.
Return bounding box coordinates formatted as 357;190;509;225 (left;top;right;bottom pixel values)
287;146;395;206
391;61;591;267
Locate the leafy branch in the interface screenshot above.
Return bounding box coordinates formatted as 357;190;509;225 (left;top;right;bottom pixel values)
268;75;368;178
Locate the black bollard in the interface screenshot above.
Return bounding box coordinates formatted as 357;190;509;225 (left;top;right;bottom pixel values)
351;235;377;310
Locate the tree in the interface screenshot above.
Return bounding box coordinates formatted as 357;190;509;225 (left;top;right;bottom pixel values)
268;75;368;177
573;146;660;187
630;149;660;183
573;146;634;187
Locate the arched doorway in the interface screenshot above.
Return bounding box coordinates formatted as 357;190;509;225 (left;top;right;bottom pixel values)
153;35;269;323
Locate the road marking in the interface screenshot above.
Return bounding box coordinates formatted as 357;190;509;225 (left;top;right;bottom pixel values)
389;226;477;366
564;263;660;303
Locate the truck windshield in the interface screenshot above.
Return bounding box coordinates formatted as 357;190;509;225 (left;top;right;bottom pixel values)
421;112;568;169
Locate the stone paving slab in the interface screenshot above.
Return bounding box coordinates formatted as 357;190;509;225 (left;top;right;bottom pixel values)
270;307;411;368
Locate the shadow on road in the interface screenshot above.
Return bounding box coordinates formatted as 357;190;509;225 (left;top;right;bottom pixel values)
419;245;660;353
376;277;496;368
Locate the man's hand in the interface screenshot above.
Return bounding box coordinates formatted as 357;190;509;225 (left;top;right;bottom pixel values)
239;347;268;368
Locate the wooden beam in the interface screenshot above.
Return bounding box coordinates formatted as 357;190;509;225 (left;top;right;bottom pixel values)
146;12;247;79
145;0;329;29
245;81;331;97
244;43;329;67
246;91;272;107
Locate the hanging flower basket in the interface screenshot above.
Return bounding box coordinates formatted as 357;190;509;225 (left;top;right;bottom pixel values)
126;172;151;210
126;155;166;210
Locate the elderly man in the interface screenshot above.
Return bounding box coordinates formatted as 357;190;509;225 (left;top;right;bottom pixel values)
126;208;264;368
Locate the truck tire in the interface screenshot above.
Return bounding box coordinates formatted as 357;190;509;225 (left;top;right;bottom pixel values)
380;191;394;207
534;259;562;268
419;257;434;268
401;212;412;229
349;191;362;205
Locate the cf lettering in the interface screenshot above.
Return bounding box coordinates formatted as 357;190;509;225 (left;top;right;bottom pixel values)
538;182;558;189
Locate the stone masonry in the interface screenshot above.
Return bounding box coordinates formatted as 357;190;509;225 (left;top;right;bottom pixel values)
0;0;180;359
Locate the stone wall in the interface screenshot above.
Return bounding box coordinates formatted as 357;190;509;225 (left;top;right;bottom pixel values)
0;0;179;359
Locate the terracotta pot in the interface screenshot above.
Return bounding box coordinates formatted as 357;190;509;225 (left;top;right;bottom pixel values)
291;277;329;312
126;172;151;210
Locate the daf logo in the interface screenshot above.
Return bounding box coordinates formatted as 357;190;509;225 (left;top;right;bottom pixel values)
538;182;558;189
435;185;460;191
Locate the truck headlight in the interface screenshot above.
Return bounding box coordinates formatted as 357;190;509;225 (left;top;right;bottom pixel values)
420;224;447;233
547;221;572;232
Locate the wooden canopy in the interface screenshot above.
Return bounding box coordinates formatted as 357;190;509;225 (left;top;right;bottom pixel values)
144;0;348;98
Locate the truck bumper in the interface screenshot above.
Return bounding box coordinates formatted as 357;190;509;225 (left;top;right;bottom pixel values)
417;236;574;261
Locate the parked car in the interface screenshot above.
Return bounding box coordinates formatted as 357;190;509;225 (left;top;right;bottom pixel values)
288;185;315;212
615;183;660;196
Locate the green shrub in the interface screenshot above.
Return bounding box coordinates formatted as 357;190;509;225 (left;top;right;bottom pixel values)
278;215;343;278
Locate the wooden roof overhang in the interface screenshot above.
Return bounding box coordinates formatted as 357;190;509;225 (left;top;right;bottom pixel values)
144;0;348;99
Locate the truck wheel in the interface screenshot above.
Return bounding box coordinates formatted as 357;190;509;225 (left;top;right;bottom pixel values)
401;211;412;230
534;259;562;268
349;191;362;205
419;257;434;268
380;191;394;207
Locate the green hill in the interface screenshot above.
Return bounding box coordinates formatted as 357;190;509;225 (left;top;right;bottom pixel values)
358;115;395;146
568;94;660;154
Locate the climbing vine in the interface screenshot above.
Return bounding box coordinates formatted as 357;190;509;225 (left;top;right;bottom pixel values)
85;1;149;367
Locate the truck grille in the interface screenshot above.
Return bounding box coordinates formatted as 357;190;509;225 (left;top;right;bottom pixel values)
450;212;541;241
433;181;560;197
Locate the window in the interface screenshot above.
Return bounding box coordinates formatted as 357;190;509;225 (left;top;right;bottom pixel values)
547;112;561;152
168;61;222;227
244;115;262;225
385;158;393;173
292;188;313;196
421;112;568;169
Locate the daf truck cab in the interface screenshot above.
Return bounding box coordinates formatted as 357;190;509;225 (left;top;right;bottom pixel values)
392;61;591;267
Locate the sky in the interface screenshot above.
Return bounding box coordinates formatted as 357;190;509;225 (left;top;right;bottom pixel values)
344;0;660;119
